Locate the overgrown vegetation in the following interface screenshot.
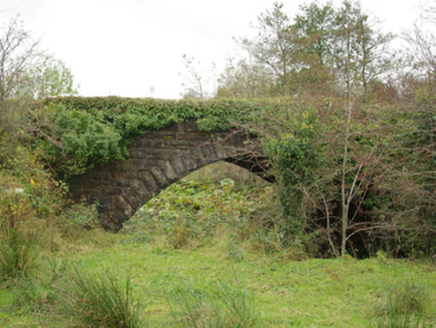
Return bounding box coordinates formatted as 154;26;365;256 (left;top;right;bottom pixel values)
0;228;435;326
122;165;281;255
1;1;436;326
214;0;436;258
30;97;265;178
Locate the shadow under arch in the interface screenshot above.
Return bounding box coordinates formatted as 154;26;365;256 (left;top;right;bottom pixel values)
69;120;272;231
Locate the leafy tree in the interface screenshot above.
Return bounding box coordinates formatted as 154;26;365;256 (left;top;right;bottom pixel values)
294;1;336;66
0;17;78;158
0;17;78;101
333;1;392;97
13;55;78;99
292;1;338;94
235;2;304;96
218;1;392;99
0;17;39;102
217;58;275;98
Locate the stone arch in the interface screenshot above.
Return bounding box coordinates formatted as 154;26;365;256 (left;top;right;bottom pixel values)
69;119;271;231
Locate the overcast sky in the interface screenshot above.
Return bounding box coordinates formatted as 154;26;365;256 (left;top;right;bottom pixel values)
1;0;425;99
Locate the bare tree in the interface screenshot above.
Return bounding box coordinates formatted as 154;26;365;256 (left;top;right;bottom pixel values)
179;55;216;100
0;17;78;149
0;17;41;102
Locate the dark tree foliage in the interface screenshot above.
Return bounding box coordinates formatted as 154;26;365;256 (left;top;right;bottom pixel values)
217;1;436;258
218;1;392;99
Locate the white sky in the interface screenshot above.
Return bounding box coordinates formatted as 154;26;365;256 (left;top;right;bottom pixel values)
0;0;424;99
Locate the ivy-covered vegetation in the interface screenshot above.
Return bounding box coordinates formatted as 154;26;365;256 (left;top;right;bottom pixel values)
29;97;267;177
1;3;436;324
3;88;431;260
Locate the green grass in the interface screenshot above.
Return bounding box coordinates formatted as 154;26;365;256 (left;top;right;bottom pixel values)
0;165;435;327
0;231;435;326
168;278;257;327
371;278;429;327
55;266;144;327
0;228;40;283
4;238;432;327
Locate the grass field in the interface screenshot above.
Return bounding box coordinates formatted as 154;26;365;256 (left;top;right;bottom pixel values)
1;164;435;327
0;231;435;327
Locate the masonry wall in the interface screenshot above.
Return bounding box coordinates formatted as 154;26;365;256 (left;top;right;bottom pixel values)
69;119;268;231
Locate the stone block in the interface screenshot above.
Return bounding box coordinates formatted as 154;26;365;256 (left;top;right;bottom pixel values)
181;132;203;141
162;122;179;132
180;152;195;171
113;195;133;217
160;161;177;181
213;143;227;160
108;187;123;196
123;172;143;179
170;157;186;176
128;179;151;199
131;159;155;171
189;148;206;167
150;166;167;186
181;119;200;132
142;171;158;192
201;144;217;162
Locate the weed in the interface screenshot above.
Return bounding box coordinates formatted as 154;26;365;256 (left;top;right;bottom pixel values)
11;277;57;314
56;266;145;328
60;200;100;233
168;279;258;327
372;279;428;326
0;228;40;283
122;176;278;254
371;314;425;327
11;259;68;315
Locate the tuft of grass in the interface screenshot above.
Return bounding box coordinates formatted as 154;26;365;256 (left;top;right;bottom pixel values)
10;259;67;315
56;266;145;328
371;315;425;328
372;279;428;327
168;279;258;327
0;228;40;283
11;277;57;315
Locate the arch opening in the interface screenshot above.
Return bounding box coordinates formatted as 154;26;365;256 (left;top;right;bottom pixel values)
112;157;273;232
120;160;274;235
69;120;273;231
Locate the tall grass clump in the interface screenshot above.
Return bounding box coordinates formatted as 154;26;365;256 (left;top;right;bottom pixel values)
372;279;428;327
0;228;40;283
11;277;57;314
168;279;258;327
56;266;144;328
10;259;67;316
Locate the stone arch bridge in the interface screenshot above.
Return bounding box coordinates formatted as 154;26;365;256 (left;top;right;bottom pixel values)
69;119;272;231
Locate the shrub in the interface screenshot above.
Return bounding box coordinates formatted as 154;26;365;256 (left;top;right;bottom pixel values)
122;176;276;252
